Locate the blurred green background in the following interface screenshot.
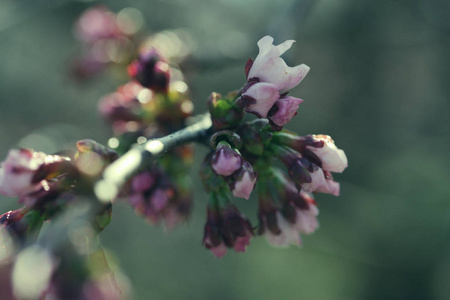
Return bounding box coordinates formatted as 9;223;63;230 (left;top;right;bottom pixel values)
1;0;450;299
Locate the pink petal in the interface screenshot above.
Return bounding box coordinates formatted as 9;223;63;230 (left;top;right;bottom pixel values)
243;82;279;118
234;235;251;252
210;243;227;258
295;205;319;234
212;148;242;176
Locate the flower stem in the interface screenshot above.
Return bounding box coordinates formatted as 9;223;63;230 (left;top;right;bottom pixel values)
95;113;213;202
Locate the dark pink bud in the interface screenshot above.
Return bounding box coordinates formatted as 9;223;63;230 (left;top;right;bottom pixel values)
128;47;170;92
221;206;253;252
203;208;226;258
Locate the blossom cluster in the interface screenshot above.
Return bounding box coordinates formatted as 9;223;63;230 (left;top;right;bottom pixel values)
0;5;349;298
201;36;347;255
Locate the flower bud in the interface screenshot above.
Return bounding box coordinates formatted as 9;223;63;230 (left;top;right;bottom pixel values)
257;178;319;247
203;208;227;258
288;158;314;187
128;47;170;92
211;142;242;176
237;119;272;155
203;203;254;258
229;161;257;200
260;211;301;247
221;206;253;253
294;194;319;234
208;92;244;130
301;169;340;196
268;96;303;128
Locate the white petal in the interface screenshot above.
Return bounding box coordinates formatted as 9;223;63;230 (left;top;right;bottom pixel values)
276;39;295;55
301;168;327;193
232;172;256;200
307;135;348;173
295;206;319;234
243;82;280;118
264;212;301;247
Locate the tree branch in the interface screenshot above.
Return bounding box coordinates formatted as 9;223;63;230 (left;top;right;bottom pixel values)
94;113;213;202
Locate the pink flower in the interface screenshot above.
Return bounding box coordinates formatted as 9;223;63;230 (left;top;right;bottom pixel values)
301;168;340;196
233;235;251;253
221;205;253;252
294;192;319;234
240;82;280;118
207;241;228;259
211;144;242;176
203;205;253;257
262;212;301;247
0;149;48;197
74;6;121;44
306;135;348;173
230;162;257;200
247;36;310;92
268;96;303;127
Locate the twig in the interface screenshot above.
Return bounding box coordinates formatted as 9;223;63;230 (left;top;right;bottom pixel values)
94;113;213;202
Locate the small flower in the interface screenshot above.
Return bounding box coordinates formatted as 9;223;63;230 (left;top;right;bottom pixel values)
268;96;303;127
294;199;319;234
229;161;257;200
203;208;227;258
211;143;242;176
203;204;253;258
305;135;348;173
247;36;310;92
257;178;319;247
262;211;302;247
221;206;253;253
0;149;68;197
